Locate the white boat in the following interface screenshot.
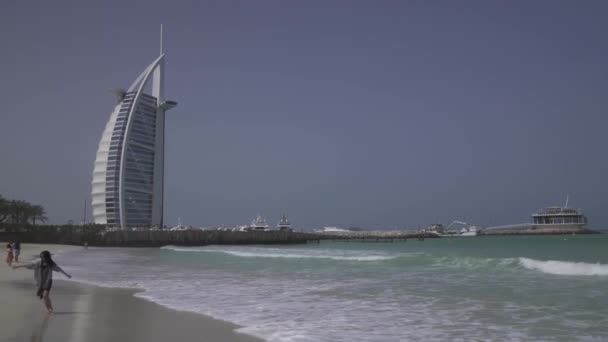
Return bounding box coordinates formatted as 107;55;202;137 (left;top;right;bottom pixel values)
250;214;270;231
425;221;479;237
458;225;479;236
277;214;292;232
235;225;250;232
169;217;189;231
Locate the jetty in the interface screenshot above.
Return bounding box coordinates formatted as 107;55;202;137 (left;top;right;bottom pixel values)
313;230;439;242
479;226;599;236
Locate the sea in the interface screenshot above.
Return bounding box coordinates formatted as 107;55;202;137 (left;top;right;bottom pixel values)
55;235;608;342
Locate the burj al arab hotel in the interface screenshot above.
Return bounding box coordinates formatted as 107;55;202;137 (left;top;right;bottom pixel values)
91;28;177;228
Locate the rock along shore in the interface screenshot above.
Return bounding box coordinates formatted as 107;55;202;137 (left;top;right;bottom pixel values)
0;227;320;247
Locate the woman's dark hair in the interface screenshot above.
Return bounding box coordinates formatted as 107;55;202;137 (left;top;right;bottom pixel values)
40;250;56;267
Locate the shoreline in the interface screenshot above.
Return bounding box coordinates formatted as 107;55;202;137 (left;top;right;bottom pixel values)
58;280;261;342
0;243;261;342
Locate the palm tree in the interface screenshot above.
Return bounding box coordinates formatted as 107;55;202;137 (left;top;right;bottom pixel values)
10;200;27;224
0;196;48;225
31;205;48;225
0;195;9;223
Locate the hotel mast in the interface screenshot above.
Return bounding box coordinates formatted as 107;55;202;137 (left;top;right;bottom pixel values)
91;26;177;228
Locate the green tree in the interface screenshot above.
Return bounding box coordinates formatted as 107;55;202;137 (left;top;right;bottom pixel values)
0;195;9;223
10;200;31;224
9;200;19;223
0;195;48;225
31;205;48;225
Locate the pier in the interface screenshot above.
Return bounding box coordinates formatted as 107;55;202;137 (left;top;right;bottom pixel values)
313;230;439;242
479;227;600;236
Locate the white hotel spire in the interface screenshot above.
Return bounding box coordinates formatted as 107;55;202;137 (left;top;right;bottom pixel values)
91;26;177;228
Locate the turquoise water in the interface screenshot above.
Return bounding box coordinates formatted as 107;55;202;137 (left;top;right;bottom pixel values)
59;235;608;341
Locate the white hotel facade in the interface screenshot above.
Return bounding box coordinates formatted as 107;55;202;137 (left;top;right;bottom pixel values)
91;34;177;228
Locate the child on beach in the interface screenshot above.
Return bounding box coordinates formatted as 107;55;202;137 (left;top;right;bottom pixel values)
12;250;72;313
5;243;13;266
12;241;21;262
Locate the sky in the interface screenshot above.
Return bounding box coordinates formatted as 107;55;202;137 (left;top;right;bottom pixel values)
1;1;607;229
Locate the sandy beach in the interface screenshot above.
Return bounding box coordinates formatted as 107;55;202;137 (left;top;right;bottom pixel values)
0;243;260;342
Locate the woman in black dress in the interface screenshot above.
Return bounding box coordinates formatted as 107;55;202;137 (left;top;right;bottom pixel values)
13;250;71;313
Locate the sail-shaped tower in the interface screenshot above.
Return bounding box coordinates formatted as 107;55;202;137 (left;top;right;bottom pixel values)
91;27;177;228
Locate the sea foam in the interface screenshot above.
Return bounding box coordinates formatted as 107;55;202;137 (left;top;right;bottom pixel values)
161;245;399;261
519;258;608;276
53;244;608;342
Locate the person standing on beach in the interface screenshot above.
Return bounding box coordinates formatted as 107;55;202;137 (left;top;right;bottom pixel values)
12;250;72;313
12;241;21;262
5;243;13;266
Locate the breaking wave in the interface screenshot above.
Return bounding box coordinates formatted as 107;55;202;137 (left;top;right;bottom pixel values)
162;246;608;276
161;245;400;261
431;255;519;269
519;258;608;276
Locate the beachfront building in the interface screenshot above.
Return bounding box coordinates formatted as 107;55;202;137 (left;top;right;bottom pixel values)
91;29;177;228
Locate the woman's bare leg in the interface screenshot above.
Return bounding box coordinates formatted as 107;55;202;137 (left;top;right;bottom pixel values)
43;290;53;313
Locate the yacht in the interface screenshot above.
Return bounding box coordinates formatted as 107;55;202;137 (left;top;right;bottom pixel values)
458;225;479;236
277;214;292;232
169;217;189;231
250;214;270;231
450;221;479;236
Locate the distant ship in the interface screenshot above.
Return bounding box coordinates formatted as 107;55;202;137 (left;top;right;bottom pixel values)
250;214;270;231
277;214;292;232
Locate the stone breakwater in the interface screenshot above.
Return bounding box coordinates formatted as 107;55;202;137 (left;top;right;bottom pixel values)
0;229;320;247
2;225;600;247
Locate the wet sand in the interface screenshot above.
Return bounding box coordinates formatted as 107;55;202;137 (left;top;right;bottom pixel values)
0;243;261;342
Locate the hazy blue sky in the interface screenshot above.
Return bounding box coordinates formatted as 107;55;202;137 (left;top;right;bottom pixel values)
1;1;607;229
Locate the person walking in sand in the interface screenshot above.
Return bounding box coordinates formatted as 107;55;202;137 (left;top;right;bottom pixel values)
13;250;72;313
5;242;13;266
12;241;21;262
